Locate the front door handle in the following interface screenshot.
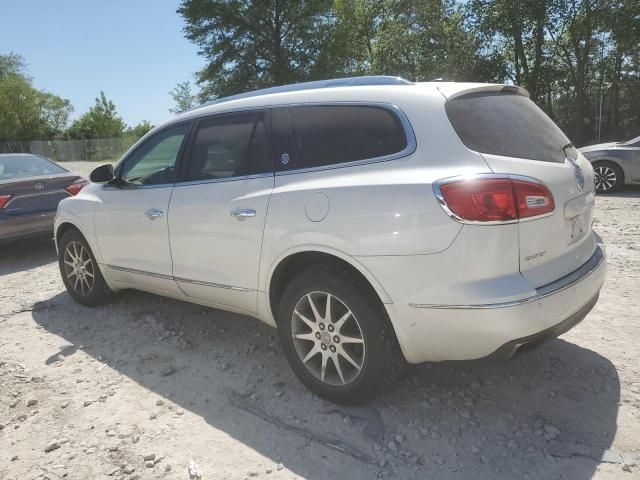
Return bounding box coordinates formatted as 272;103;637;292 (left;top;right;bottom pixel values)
145;208;164;220
230;208;256;219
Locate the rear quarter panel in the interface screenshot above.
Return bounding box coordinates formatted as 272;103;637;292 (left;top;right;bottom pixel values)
259;91;492;294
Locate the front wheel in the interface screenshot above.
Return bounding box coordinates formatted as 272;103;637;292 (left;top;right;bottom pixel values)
277;266;403;404
593;161;624;193
58;229;113;306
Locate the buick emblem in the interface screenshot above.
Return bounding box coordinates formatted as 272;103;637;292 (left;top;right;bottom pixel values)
573;164;585;191
568;158;584;191
33;182;45;190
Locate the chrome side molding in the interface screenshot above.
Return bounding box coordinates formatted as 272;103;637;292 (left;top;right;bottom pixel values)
106;265;252;292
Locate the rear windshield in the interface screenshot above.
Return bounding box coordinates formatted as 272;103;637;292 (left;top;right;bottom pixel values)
445;92;572;163
0;155;66;180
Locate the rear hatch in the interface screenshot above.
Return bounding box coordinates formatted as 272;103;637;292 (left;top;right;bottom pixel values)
444;87;596;287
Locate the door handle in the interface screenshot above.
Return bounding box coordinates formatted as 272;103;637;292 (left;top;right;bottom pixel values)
230;208;256;219
145;208;164;220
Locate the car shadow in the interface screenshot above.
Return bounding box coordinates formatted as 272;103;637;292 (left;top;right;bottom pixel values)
601;185;640;198
0;236;57;275
31;290;619;479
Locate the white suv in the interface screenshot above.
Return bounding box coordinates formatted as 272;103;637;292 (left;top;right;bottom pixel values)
55;76;606;404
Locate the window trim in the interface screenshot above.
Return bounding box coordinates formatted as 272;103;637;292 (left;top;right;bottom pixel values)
174;108;274;187
107;120;194;190
271;102;417;176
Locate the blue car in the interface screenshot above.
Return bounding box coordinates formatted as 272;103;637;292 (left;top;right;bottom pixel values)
0;153;87;243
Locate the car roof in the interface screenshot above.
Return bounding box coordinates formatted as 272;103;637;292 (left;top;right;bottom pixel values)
170;77;521;125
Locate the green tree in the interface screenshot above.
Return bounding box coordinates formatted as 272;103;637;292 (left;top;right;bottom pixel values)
178;0;335;99
126;120;154;139
68;91;126;139
0;52;27;79
169;81;196;113
0;72;73;141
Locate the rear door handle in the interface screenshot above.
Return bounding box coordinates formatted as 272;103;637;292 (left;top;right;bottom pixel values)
230;208;256;219
145;208;164;220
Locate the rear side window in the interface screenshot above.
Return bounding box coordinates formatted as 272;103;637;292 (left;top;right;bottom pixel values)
274;105;408;171
186;111;270;181
0;155;66;180
445;92;572;163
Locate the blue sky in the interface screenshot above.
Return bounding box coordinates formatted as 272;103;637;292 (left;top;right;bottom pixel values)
1;0;203;127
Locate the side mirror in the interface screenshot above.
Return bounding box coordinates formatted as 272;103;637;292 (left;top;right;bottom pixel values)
90;164;115;183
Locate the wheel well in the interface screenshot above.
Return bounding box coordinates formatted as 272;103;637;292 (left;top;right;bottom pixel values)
592;159;624;178
55;222;81;246
268;252;385;323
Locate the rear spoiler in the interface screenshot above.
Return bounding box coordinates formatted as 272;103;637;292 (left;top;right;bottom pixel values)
436;83;530;101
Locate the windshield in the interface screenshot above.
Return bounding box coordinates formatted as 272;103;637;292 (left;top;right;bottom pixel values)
0;155;67;180
625;135;640;146
445;92;574;163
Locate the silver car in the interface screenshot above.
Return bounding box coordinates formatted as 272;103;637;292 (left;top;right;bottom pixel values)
579;135;640;192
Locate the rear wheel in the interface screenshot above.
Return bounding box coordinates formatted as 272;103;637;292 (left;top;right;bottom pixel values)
58;229;113;306
593;161;623;193
277;266;403;404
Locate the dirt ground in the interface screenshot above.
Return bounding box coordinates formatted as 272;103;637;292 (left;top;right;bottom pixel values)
1;162;639;480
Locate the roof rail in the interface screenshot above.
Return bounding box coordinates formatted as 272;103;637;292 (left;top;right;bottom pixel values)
190;76;413;112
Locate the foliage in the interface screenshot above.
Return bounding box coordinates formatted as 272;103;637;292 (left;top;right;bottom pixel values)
67;92;126;139
126;120;154;139
169;81;197;113
178;0;335;99
0;52;28;79
0;65;73;142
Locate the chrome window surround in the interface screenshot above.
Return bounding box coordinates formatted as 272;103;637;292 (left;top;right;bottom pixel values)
410;242;604;310
432;173;556;226
106;265;252;292
272;102;417;177
109;102;416;189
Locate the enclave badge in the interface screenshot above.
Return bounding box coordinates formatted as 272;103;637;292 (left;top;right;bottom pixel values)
33;182;45;190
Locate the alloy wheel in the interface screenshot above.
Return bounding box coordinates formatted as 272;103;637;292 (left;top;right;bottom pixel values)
62;241;95;296
291;291;366;386
594;165;617;192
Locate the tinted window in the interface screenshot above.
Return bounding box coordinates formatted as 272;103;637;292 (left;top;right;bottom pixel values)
121;123;190;185
277;105;407;171
186;111;270;181
446;92;572;163
0;155;66;180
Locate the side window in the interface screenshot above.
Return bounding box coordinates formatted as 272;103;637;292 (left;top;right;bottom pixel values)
120;123;190;185
276;105;407;171
185;111;270;181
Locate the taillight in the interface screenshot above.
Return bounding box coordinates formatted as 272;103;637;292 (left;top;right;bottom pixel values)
435;176;554;223
512;179;555;218
0;194;12;209
65;179;89;196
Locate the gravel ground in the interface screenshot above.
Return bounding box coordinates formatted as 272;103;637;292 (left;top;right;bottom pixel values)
1;162;639;480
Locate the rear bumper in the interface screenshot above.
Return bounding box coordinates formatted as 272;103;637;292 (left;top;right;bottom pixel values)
0;210;55;242
363;241;606;363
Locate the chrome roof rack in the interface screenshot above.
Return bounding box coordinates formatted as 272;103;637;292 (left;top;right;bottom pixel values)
190;76;413;111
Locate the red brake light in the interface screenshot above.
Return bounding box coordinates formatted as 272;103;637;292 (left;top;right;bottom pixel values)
65;179;89;196
436;176;554;222
0;194;12;209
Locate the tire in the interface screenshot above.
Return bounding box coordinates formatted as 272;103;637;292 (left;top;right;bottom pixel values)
58;229;113;306
276;265;404;404
593;161;624;193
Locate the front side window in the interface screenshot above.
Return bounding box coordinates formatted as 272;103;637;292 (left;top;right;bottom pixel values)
275;105;408;171
185;111;270;181
120;123;190;185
